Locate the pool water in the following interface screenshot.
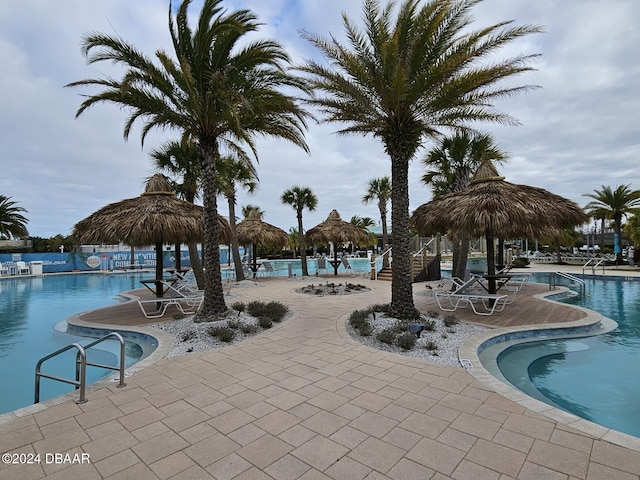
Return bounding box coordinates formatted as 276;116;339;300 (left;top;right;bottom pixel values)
222;257;372;278
495;275;640;437
0;273;155;415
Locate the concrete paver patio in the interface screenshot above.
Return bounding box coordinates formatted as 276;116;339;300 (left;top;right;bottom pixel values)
1;265;640;479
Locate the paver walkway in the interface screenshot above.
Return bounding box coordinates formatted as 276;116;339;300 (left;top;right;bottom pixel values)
2;270;640;479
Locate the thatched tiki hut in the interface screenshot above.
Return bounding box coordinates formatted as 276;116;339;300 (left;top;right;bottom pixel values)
235;211;289;278
306;209;369;275
412;164;588;293
72;174;231;297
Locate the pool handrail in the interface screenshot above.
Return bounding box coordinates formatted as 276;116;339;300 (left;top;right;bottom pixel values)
582;257;605;275
550;271;586;299
35;332;127;405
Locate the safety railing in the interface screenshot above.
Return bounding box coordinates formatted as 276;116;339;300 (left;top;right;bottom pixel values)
549;271;586;299
582;258;605;275
370;247;392;280
35;332;127;404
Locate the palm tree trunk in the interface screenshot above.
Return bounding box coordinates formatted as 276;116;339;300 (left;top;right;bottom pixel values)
187;241;204;288
452;234;470;281
298;212;309;276
228;197;245;281
199;139;227;316
389;149;416;319
380;202;389;268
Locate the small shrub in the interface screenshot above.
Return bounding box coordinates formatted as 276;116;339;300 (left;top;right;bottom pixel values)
424;340;438;351
207;326;235;342
376;329;396;344
231;301;246;312
226;320;242;329
257;316;273;329
396;332;417;350
358;322;373;336
349;309;370;329
427;310;440;319
423;319;436;331
370;303;392;315
443;315;459;328
240;323;259;334
512;257;530;267
246;300;288;322
181;330;197;342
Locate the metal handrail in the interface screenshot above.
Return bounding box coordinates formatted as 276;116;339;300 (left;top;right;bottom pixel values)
35;332;127;405
549;271;586;299
582;258;605;275
371;247;392;280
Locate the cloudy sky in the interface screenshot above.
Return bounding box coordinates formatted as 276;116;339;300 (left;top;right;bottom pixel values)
1;0;638;239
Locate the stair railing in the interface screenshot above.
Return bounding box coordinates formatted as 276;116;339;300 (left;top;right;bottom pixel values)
371;247;392;280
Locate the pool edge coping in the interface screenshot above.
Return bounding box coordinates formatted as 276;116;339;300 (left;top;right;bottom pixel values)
459;286;640;453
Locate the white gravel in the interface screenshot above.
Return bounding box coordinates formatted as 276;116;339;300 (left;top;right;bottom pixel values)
147;306;487;367
344;311;488;367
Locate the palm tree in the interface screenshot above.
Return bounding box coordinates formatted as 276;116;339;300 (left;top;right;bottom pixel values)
242;204;264;219
422;133;506;279
217;155;258;281
362;177;391;264
66;0;309;317
288;227;300;258
150;140;205;286
300;0;541;318
350;215;376;229
624;211;640;247
0;195;29;239
281;186;317;276
584;185;640;264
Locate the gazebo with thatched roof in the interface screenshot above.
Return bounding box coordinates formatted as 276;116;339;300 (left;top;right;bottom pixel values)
306;209;369;275
235;211;289;278
72;174;231;296
411;163;588;293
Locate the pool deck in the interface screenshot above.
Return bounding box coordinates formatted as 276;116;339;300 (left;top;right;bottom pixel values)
2;264;640;479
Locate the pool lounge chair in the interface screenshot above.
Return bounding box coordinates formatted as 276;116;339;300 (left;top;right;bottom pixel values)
260;261;275;277
137;296;202;319
435;276;509;316
316;257;328;274
341;257;356;276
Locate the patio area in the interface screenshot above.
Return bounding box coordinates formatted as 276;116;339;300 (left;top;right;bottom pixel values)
1;267;640;479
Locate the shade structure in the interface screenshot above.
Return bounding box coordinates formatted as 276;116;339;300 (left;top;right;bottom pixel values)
72;174;231;296
411;163;589;292
305;209;370;275
235;212;289;278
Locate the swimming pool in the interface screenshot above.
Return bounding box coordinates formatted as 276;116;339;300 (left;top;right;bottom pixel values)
222;257;372;278
0;273;157;415
488;274;640;438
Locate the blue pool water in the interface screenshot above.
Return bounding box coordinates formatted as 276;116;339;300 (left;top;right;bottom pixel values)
222;257;372;278
495;274;640;437
0;273;156;415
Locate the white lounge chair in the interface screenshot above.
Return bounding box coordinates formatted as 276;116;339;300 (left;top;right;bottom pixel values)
137;296;202;319
435;276;509;316
316;257;328;274
260;261;275;277
341;257;355;276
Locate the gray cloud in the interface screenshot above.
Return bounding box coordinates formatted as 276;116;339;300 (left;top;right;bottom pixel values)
1;0;638;237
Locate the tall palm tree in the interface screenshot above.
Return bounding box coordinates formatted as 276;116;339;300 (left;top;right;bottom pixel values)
217;155;258;281
362;177;391;263
0;195;29;239
300;0;541;318
150;139;205;286
281;186;318;276
350;215;376;229
584;185;640;264
67;0;309;317
242;204;264;219
422;132;506;279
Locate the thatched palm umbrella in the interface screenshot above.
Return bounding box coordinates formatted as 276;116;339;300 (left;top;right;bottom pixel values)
235;211;289;278
306;209;369;275
412;163;588;293
72;174;231;296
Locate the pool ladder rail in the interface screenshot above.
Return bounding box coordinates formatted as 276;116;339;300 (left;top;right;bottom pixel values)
550;271;586;299
35;332;127;405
